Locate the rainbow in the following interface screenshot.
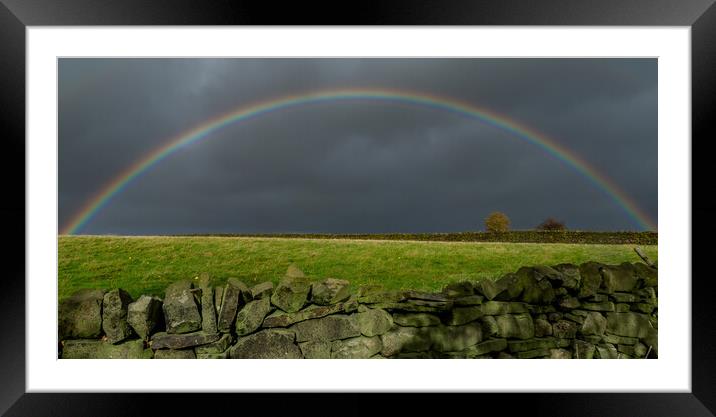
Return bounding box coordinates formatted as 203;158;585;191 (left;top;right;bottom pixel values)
61;88;657;234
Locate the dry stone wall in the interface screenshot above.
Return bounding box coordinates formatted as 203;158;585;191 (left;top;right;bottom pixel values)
58;261;658;359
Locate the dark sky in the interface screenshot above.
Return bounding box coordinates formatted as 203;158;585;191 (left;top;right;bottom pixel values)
58;58;657;234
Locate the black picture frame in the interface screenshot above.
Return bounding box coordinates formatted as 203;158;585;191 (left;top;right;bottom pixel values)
2;1;714;416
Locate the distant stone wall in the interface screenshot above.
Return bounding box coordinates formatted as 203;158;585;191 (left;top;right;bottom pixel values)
58;261;658;359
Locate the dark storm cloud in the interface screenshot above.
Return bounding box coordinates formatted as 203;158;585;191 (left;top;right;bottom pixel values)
58;58;657;234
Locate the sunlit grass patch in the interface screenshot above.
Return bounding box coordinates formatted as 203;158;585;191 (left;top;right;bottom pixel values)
58;235;657;301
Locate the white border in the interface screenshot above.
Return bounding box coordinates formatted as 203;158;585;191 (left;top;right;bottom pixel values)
27;27;690;392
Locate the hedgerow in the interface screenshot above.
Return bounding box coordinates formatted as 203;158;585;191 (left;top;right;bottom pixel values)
180;231;658;245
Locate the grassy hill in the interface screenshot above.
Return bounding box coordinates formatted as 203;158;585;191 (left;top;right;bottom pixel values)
58;235;658;301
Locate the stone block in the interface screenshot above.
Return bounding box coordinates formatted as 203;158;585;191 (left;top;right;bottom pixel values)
356;308;394;336
521;277;555;305
578;262;603;298
595;343;619;359
603;333;639;345
403;298;453;310
564;313;584;325
299;341;332;359
151;331;221;350
357;284;384;298
195;333;233;355
606;312;655;338
580;312;607;336
551;263;581;289
616;344;636;356
552;320;578;339
102;289;134;344
403;291;451;302
228;329;302;359
61;339;144;359
214;286;223;313
200;286;217;334
573;340;595;359
197;351;229;359
494;313;534;339
441;281;475;298
357;291;406;304
291;314;360;342
262;301;355;328
331;336;382;359
163;280;201;334
217;279;249;332
549;348;572;359
633;342;648;358
600;263;639;294
127;295;163;341
154;349;196;359
581;302;615;312
235;297;273;336
495;273;526;300
271;276;311;313
59;289;106;340
475;278;509;301
534;319;553;337
311;278;351;305
250;281;274;299
532;265;564;282
380;326;432;356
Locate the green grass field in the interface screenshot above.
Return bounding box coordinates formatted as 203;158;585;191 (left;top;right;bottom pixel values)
58;235;658;301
